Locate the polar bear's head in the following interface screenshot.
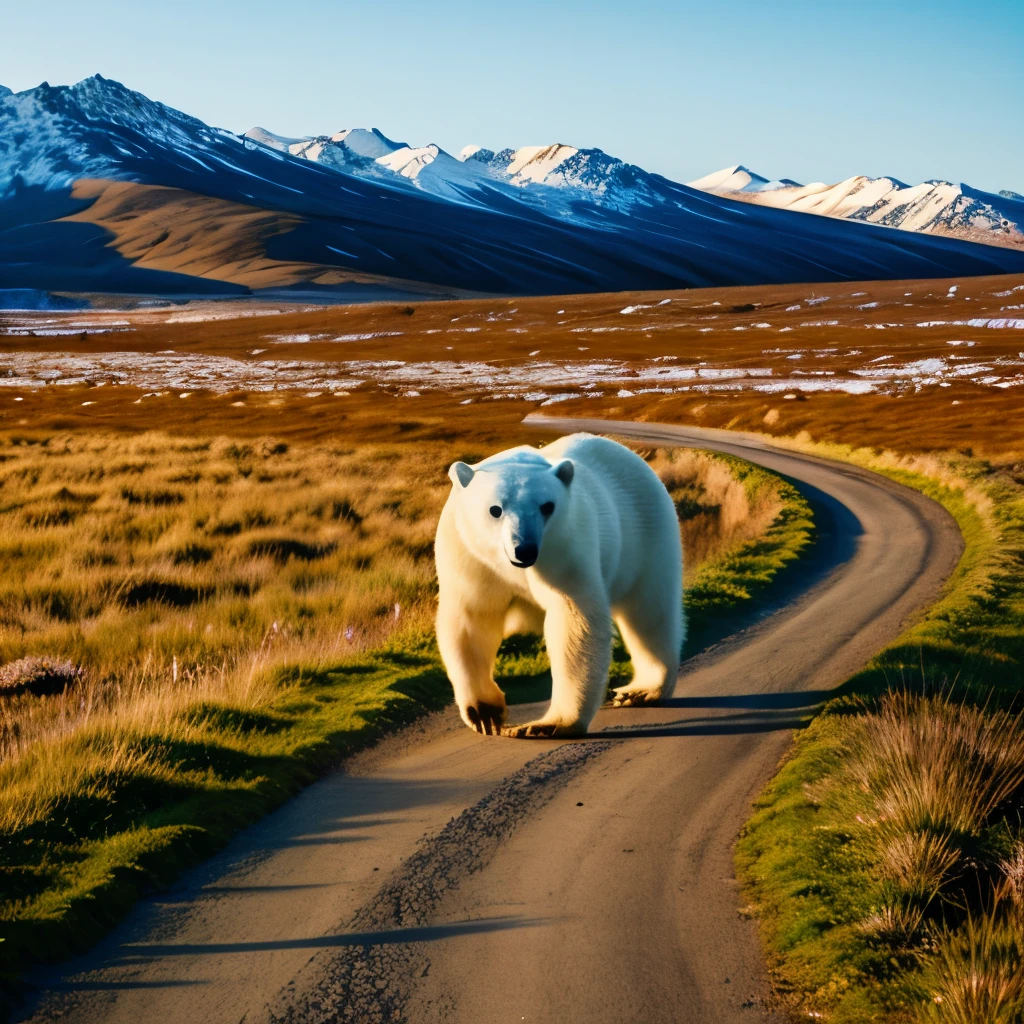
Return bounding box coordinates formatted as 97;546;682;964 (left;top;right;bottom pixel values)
448;451;574;568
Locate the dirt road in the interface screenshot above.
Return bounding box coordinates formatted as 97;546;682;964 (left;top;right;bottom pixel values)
17;418;963;1024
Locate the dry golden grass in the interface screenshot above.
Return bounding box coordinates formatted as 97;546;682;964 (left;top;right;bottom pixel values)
0;432;446;659
920;900;1024;1023
850;692;1024;841
842;692;1024;956
645;447;784;570
0;432;454;768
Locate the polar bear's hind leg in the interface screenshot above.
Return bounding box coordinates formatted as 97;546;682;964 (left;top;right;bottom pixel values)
609;583;682;708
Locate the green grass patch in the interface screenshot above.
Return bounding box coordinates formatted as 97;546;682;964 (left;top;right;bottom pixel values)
0;634;449;990
736;451;1024;1023
683;454;815;656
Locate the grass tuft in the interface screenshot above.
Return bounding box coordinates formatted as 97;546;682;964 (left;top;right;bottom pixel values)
0;658;84;699
849;692;1024;841
919;902;1024;1024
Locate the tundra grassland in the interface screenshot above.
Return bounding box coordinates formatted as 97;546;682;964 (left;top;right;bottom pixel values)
0;422;811;991
2;270;1022;1018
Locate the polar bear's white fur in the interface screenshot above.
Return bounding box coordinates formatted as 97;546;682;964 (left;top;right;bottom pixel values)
434;433;683;738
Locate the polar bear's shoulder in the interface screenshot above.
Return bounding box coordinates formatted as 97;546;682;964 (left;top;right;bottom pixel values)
543;433;643;473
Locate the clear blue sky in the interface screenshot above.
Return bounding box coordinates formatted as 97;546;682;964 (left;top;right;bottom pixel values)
5;0;1023;193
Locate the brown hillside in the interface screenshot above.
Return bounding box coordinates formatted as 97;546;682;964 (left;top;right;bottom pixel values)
60;179;448;294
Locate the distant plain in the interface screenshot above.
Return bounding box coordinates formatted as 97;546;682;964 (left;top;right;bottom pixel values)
2;272;1023;457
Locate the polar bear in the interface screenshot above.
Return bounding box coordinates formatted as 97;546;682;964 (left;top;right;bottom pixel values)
434;433;683;737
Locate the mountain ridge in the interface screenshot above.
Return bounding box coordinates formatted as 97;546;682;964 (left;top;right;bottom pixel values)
689;164;1023;250
2;75;1024;306
242;121;1022;249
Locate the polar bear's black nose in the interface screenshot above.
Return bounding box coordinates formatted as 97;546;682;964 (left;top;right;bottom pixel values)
513;543;538;567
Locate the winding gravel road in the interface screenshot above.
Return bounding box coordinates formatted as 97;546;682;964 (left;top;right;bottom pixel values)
16;417;963;1024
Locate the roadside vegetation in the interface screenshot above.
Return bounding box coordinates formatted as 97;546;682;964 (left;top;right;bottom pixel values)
667;450;815;656
0;430;813;990
736;444;1024;1023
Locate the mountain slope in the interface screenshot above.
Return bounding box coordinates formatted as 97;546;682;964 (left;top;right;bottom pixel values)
242;128;647;213
2;75;1024;306
60;179;418;292
690;165;1024;250
245;128;1022;252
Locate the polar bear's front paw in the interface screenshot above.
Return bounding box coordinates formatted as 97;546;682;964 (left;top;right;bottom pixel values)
609;686;660;708
464;700;506;736
500;719;585;739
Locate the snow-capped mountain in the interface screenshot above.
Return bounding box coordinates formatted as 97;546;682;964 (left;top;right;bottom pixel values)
0;75;249;194
242;125;503;204
242;127;654;213
690;165;1024;249
2;75;1024;306
245;128;1024;254
687;165;801;194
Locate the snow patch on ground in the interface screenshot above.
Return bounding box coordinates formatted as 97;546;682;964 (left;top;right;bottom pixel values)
5;331;1022;402
1;327;129;336
164;309;290;323
917;318;1024;329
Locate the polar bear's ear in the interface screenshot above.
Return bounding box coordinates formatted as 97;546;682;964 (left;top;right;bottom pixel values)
449;462;475;488
553;459;574;486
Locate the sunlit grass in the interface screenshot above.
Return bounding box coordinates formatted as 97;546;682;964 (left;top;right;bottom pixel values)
919;901;1024;1024
0;432;453;762
0;432;446;678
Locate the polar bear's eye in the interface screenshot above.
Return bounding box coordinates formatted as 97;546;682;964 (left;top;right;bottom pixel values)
540;501;555;516
489;505;502;519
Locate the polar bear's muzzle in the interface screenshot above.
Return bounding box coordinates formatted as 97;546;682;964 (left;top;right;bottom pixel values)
502;512;542;568
510;542;539;568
